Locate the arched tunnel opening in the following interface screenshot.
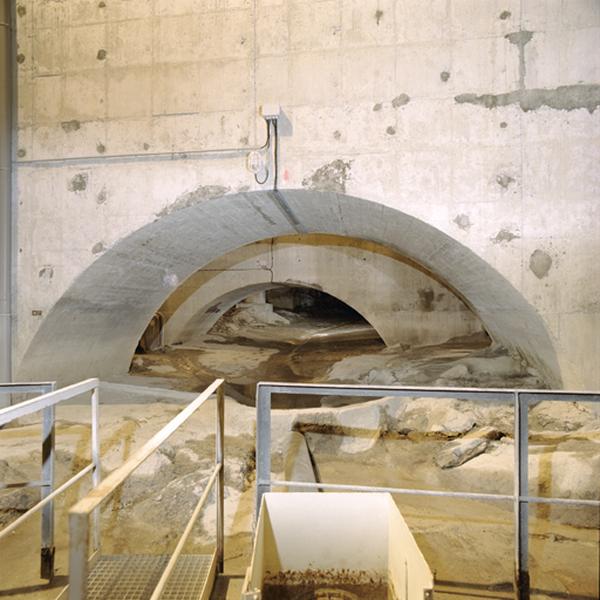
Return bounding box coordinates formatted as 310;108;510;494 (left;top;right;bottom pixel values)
128;234;544;409
132;283;389;408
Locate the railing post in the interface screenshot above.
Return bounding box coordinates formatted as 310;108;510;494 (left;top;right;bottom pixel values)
514;391;530;600
216;384;225;574
90;386;101;553
255;384;272;521
68;510;89;600
40;403;55;580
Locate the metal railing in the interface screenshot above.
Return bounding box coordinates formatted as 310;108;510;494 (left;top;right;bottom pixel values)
0;379;100;580
67;378;226;600
255;382;600;600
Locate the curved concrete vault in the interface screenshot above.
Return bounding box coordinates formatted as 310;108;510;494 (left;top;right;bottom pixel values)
17;190;561;386
160;236;483;347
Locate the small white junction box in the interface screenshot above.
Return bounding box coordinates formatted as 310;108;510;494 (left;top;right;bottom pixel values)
261;104;281;120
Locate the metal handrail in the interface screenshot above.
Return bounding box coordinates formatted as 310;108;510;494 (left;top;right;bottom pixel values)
67;378;226;600
0;381;56;406
254;381;600;600
0;378;99;425
0;378;101;580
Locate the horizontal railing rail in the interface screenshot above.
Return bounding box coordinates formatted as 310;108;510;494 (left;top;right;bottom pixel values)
0;381;55;404
255;381;600;600
0;378;101;580
68;378;226;600
0;379;99;426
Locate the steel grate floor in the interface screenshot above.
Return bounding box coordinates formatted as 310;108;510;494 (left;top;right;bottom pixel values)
87;554;214;600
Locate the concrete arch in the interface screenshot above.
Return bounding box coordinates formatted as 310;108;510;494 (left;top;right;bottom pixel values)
16;190;561;385
161;237;483;347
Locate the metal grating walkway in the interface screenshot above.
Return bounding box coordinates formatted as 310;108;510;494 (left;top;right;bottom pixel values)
87;554;214;600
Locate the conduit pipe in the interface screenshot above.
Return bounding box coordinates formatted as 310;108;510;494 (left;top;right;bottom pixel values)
0;0;12;383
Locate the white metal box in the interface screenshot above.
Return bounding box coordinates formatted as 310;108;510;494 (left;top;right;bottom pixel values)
242;493;434;599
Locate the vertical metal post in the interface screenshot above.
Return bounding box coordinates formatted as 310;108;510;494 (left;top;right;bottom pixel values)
0;0;13;387
215;384;225;573
40;404;55;579
255;385;272;521
514;391;530;599
90;386;101;553
68;510;90;600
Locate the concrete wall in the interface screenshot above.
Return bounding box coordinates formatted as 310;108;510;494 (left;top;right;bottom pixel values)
12;1;600;388
160;235;483;346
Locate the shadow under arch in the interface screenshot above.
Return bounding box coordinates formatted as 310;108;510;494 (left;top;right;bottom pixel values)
17;189;561;386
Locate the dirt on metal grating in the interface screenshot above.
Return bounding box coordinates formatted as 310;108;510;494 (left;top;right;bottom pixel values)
260;569;396;600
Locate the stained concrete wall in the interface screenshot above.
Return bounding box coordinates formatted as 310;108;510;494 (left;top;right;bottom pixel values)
160;235;483;347
11;1;600;388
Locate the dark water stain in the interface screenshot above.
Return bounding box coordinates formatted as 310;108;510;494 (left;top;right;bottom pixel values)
333;130;341;140
61;120;81;133
496;173;515;189
492;228;519;244
386;125;396;135
455;84;600;114
156;184;230;218
98;1;106;7
16;53;25;64
500;121;508;128
505;30;534;89
302;159;353;194
440;71;450;82
499;10;512;20
68;173;88;192
391;93;410;108
373;102;383;112
418;287;435;312
17;148;26;158
529;249;553;279
375;9;384;25
249;197;277;225
17;4;26;17
453;214;472;231
143;142;150;150
96;49;107;60
96;142;106;154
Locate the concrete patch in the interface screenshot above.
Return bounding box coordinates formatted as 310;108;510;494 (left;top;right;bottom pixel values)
96;186;107;205
453;214;472;231
302;159;353;194
529;249;553;279
455;84;600;114
38;266;54;281
61;120;81;133
156;184;230;218
91;241;107;255
496;174;515;189
391;93;410;108
491;229;519;244
68;173;88;192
